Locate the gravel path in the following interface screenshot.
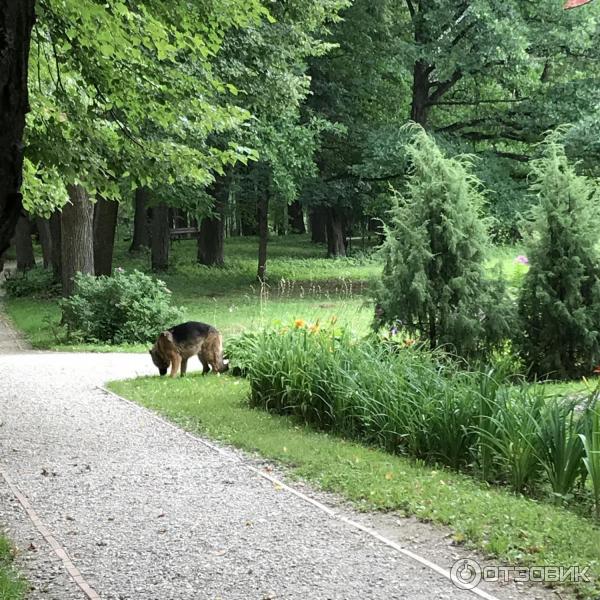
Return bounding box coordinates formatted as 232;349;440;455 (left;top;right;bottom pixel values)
0;345;562;600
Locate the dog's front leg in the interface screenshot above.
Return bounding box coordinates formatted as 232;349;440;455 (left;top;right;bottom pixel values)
180;357;188;377
170;354;181;377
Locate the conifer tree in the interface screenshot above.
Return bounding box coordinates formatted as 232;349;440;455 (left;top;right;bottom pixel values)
375;124;512;358
518;130;600;379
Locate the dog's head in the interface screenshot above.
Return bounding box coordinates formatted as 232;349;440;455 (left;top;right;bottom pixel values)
150;331;174;376
215;357;230;374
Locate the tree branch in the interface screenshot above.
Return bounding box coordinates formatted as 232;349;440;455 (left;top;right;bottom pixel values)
428;69;462;104
428;97;528;107
450;21;476;48
493;151;530;162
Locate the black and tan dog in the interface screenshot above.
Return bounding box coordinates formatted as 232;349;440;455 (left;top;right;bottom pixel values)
150;321;228;377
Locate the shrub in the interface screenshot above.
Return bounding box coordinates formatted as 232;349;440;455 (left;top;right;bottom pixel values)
3;267;60;299
375;124;513;359
60;270;183;344
518;129;600;379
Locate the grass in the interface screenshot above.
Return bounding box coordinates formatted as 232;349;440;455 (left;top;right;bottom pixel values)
0;536;26;600
109;373;600;599
3;235;524;352
4;234;378;351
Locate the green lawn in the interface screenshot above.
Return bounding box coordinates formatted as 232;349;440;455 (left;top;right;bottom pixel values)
4;235;527;352
4;235;378;351
110;373;600;599
0;536;26;600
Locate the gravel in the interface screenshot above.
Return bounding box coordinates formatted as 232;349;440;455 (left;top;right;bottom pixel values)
0;351;562;600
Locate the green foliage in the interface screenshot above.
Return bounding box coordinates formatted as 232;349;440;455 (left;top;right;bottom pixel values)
25;0;267;215
476;387;545;493
212;0;349;231
230;323;600;504
375;125;513;358
581;407;600;519
537;398;588;501
60;270;182;344
0;536;26;600
518;131;600;379
3;267;61;299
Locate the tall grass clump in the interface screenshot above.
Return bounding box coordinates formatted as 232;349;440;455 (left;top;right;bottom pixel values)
581;405;600;519
230;323;600;509
537;398;588;501
476;385;545;493
374;124;513;359
229;320;483;468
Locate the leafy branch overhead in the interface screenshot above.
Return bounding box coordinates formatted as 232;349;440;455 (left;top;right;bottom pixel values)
25;0;268;213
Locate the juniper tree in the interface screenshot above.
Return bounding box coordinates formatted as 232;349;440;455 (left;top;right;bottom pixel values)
375;125;512;358
518;130;600;379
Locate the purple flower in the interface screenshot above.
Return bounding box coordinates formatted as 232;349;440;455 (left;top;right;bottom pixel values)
515;255;529;265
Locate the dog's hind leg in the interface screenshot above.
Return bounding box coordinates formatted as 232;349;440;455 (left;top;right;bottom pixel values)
170;354;181;378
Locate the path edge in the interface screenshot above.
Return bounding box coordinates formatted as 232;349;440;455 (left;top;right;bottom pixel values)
0;467;101;599
97;385;501;600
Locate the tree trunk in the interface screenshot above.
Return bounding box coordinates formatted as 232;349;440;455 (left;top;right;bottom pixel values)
198;178;226;267
310;208;327;243
326;207;346;257
93;196;119;276
288;200;306;234
151;203;169;272
410;60;431;126
257;190;269;281
129;187;150;252
36;217;52;268
50;210;62;282
15;215;35;271
0;1;36;265
61;185;94;296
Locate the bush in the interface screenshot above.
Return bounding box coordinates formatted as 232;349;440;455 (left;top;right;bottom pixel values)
3;267;60;299
375;124;513;359
230;322;599;507
518;129;600;379
60;270;183;344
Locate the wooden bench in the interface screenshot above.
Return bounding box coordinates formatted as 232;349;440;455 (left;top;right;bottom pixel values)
169;227;201;241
